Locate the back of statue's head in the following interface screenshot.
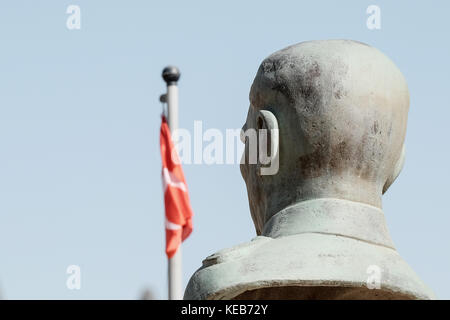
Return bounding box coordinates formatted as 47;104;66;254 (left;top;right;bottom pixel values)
242;40;409;232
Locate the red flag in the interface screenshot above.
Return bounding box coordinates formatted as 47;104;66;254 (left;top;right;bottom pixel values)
160;116;193;258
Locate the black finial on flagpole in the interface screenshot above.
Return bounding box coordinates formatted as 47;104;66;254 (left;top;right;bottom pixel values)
162;66;181;85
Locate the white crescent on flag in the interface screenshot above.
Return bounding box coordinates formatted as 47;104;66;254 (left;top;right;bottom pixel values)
162;167;187;192
165;217;182;230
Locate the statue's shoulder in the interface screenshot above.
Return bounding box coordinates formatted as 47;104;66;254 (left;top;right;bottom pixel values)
202;236;270;268
184;236;271;300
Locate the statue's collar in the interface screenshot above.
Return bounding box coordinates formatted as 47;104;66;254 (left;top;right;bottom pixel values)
262;198;395;249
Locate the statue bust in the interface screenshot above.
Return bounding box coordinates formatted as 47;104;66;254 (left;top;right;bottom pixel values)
184;40;435;300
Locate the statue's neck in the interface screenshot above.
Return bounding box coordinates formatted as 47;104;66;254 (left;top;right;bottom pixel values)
261;198;395;249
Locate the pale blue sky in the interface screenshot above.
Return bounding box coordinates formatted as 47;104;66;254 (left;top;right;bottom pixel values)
0;0;449;299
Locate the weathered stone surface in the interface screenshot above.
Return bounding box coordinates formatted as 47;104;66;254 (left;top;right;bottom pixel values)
184;40;435;300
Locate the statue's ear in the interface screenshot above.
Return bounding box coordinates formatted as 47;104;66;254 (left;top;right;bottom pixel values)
383;144;406;194
257;110;279;176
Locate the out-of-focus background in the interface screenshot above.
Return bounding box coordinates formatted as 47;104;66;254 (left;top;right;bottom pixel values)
0;0;449;299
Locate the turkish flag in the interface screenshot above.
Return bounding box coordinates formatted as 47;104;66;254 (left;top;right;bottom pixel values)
160;116;193;258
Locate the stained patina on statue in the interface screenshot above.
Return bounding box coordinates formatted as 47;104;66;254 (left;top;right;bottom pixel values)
184;40;435;300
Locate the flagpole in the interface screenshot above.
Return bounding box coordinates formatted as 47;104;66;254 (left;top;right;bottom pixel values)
162;66;183;300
